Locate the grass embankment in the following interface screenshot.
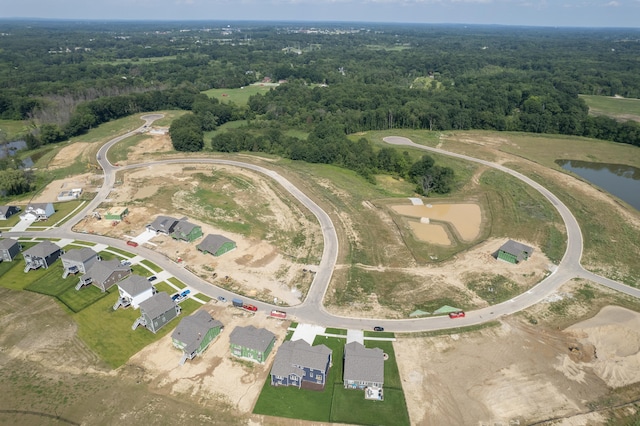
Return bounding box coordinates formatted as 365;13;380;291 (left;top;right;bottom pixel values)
253;336;409;426
579;94;640;122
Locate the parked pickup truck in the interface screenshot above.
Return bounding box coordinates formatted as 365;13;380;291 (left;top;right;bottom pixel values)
270;310;287;319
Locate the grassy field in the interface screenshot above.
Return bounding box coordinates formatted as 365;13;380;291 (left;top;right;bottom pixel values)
253;336;409;425
580;94;640;121
202;83;278;106
0;119;29;139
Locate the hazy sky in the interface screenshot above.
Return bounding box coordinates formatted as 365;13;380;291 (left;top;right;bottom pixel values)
2;0;640;28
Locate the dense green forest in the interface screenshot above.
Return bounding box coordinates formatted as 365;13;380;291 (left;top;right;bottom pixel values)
1;20;640;192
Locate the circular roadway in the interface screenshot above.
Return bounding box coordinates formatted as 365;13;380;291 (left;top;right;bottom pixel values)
8;116;640;332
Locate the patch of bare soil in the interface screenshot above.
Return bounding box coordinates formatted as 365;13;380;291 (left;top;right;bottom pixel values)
29;172;103;204
48;141;93;169
328;238;552;319
127;302;290;415
395;316;611;425
73;162;321;306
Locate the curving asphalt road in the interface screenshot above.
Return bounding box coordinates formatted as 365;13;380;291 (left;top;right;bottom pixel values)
7;117;640;333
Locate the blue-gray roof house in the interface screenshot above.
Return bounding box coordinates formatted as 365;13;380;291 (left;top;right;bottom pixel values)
0;238;21;262
270;340;332;389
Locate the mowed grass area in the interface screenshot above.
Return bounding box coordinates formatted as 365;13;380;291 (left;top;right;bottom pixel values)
253;336;409;425
202;83;278;106
580;94;640;121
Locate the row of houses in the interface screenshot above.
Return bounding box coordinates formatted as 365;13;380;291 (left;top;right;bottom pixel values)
147;215;236;257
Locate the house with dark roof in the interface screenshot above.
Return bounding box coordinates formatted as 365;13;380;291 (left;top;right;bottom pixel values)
0;238;21;262
148;215;179;235
114;274;155;310
23;240;62;272
20;203;55;221
496;240;534;264
0;205;21;220
171;220;203;242
76;259;130;291
197;234;236;257
270;340;332;389
229;325;276;364
61;247;99;278
343;342;384;390
132;292;181;333
172;310;224;365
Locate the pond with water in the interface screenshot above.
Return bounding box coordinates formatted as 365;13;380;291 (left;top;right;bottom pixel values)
556;160;640;212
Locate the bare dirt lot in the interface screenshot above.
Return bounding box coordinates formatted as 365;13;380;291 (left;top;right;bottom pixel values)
395;301;640;425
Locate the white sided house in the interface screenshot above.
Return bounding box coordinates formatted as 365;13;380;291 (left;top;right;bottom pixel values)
114;274;155;310
20;203;55;221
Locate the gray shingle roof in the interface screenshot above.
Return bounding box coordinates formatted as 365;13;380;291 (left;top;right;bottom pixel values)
229;326;275;352
62;247;97;263
0;206;20;217
271;340;331;378
23;240;61;258
140;292;176;320
27;202;52;211
343;342;384;384
0;238;19;251
197;234;235;254
499;240;534;261
172;310;223;354
118;274;152;297
149;216;178;233
83;259;129;284
173;220;198;235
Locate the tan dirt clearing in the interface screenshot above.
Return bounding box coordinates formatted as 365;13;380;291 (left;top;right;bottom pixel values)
391;203;482;241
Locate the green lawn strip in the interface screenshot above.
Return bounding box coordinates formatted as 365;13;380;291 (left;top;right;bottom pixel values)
140;259;162;273
130;265;151;277
72;240;97;246
167;277;186;289
363;331;395;338
102;247;134;258
153;281;177;295
61;244;87;251
195;293;212;302
324;328;347;335
95;251;120;261
74;291;199;369
25;264;72;297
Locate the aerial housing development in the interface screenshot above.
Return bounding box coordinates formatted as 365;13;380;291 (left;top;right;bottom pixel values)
0;17;639;426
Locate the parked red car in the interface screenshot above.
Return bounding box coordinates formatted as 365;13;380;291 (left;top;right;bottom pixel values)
243;304;258;312
449;311;466;319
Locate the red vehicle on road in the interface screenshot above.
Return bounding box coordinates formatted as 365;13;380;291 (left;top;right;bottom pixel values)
448;311;465;319
126;241;139;247
243;304;258;312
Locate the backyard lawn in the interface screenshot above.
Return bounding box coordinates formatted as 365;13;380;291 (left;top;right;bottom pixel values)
253;335;409;426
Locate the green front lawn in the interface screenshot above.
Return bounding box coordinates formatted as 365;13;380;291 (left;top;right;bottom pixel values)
253;335;409;425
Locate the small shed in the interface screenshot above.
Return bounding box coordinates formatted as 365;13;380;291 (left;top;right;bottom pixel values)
197;234;236;257
105;207;129;221
497;240;534;264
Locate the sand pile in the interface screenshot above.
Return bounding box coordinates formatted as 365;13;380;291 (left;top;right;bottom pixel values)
567;306;640;388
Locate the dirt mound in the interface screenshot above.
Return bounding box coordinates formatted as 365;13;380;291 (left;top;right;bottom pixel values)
566;305;640;388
